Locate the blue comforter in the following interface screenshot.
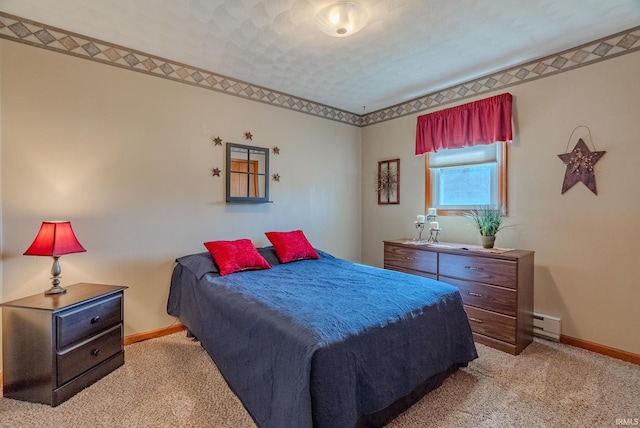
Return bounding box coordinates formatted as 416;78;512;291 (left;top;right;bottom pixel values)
167;249;477;427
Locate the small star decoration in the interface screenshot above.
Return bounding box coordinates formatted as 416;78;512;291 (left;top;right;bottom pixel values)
210;167;221;177
211;136;223;146
244;131;253;141
558;138;605;194
272;146;280;155
271;173;280;182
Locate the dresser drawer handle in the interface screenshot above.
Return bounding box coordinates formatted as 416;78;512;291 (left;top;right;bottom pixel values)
90;316;101;324
468;292;484;298
402;257;415;261
468;317;483;323
465;266;484;271
91;348;101;357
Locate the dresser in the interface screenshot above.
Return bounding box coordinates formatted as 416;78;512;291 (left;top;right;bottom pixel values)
1;283;127;406
384;240;534;355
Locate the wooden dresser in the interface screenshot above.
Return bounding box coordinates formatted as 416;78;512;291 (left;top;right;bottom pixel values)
384;239;534;355
1;283;127;406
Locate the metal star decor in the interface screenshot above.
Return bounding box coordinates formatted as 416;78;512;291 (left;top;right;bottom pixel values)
271;173;280;182
272;146;280;155
244;131;253;141
210;167;221;177
211;136;223;146
558;138;605;194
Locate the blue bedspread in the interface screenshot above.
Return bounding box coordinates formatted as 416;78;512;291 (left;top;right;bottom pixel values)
167;249;477;427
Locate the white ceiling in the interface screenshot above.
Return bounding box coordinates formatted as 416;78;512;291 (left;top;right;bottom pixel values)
1;0;639;113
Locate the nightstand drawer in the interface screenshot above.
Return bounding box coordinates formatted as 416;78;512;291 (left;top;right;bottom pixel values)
439;254;516;288
443;277;516;317
57;294;122;349
384;245;437;274
464;305;516;344
57;324;122;386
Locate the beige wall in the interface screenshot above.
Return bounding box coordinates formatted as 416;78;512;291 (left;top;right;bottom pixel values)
0;41;361;345
362;51;640;355
0;41;3;304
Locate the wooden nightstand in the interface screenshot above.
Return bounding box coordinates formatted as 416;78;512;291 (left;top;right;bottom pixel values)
1;283;127;406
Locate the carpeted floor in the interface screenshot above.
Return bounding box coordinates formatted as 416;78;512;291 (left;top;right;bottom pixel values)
0;333;638;427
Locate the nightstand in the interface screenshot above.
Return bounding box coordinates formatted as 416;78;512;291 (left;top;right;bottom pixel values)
1;283;127;406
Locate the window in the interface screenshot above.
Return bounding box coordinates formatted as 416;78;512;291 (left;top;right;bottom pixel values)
425;142;507;215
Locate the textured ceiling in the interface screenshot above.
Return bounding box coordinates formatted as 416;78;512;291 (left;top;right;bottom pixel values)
1;0;639;113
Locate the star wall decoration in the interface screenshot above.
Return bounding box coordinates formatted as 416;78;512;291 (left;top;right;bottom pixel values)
272;146;280;155
558;138;605;194
272;173;280;182
210;167;221;177
244;131;253;141
211;136;223;146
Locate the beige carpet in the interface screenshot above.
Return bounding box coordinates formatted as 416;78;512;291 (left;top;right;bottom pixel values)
1;333;638;427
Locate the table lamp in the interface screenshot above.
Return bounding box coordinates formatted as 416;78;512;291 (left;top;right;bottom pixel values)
23;221;86;295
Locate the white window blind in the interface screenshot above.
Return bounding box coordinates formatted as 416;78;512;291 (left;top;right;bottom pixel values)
429;143;497;169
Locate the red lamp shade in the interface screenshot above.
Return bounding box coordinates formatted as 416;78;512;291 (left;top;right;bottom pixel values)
24;221;86;257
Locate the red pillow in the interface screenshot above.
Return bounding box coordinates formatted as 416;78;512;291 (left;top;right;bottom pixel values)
265;230;319;263
203;239;271;276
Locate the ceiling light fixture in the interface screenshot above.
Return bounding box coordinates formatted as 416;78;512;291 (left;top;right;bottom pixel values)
315;2;369;38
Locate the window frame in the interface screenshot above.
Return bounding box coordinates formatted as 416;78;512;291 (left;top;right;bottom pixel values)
424;142;508;216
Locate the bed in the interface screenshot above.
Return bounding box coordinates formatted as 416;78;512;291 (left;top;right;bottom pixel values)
167;246;477;428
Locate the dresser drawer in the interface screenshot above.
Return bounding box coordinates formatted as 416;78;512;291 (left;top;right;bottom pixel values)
56;324;123;387
464;305;516;344
56;294;122;349
384;245;437;274
439;253;516;288
442;277;516;317
384;265;438;280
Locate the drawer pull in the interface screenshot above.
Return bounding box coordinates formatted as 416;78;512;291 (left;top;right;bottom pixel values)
91;348;101;357
468;317;483;323
468;292;484;298
465;266;484;271
402;257;415;261
90;316;101;324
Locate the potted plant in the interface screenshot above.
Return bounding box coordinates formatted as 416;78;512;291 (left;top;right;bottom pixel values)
463;206;506;248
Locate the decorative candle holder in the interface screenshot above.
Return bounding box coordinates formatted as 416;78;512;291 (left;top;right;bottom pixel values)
427;228;441;244
426;214;441;244
414;221;425;241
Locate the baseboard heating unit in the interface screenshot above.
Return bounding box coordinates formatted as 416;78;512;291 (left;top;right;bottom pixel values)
533;312;561;341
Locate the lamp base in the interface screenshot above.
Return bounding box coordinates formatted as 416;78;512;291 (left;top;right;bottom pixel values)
45;285;67;295
45;257;67;295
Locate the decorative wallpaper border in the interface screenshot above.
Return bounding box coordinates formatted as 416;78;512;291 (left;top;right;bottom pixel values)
1;11;638;127
361;26;640;126
0;12;359;126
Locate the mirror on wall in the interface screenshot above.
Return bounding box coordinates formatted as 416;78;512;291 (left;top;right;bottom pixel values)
226;143;270;203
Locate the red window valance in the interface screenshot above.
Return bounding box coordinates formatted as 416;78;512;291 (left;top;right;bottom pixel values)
415;93;513;155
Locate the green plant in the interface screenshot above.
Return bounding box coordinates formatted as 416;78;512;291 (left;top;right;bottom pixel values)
463;206;506;236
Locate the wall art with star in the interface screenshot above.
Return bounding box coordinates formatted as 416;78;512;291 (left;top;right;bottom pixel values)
558;128;606;195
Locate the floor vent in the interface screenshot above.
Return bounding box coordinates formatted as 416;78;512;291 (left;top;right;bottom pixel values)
533;312;561;341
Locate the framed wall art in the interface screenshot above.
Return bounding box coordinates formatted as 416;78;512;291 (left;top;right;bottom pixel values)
377;158;400;205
